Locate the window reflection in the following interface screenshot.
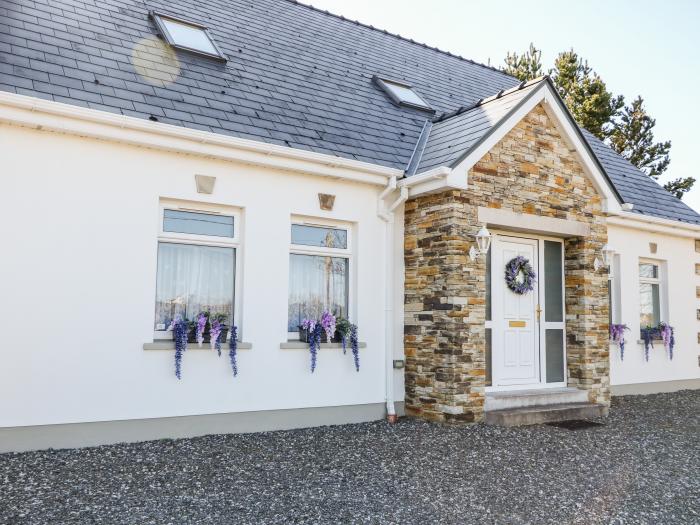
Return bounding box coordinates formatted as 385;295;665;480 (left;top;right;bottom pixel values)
155;242;235;329
288;254;348;331
291;224;347;249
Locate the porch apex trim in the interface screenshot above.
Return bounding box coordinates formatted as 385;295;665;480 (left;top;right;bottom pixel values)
477;207;590;237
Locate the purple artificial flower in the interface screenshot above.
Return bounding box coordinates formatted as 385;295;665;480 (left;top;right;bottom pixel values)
309;323;323;372
195;312;207;347
659;322;675;360
609;324;629;360
210;318;223;356
301;318;316;333
320;311;336;343
228;325;238;377
641;326;655;361
169;315;189;380
350;323;360;372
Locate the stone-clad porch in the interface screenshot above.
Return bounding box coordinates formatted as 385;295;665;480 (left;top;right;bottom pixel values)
403;104;610;424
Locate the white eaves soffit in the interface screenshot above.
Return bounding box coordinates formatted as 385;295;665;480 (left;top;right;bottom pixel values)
408;81;623;213
0;91;401;187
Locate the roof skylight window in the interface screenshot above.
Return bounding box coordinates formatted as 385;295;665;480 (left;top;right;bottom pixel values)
151;12;226;60
374;76;432;111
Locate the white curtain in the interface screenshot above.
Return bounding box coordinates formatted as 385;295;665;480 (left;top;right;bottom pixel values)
288;254;348;331
155;243;235;329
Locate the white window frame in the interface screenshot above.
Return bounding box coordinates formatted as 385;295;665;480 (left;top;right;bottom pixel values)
288;216;353;340
537;236;566;388
638;258;666;328
373;76;433;111
608;254;621;325
150;11;227;61
154;200;242;340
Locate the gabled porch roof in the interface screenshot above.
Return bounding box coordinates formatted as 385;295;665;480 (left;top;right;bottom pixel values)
409;77;623;213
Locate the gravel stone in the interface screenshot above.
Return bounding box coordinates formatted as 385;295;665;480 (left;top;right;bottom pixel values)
1;391;698;524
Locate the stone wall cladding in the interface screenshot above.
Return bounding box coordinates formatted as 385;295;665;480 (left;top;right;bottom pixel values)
404;103;610;423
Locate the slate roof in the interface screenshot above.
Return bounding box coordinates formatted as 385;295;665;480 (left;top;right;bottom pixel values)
417;79;542;173
583;130;700;224
1;0;697;224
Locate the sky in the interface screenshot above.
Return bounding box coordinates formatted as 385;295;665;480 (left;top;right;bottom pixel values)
301;0;700;212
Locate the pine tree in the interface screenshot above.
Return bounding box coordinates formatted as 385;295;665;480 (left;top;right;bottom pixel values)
502;46;692;199
549;50;624;140
608;96;693;197
609;97;671;178
662;177;695;199
502;43;542;82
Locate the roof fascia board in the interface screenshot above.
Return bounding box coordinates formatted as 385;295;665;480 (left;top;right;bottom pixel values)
0;92;401;186
607;212;700;237
445;82;622;214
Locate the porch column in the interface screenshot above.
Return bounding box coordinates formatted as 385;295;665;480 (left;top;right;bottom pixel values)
404;191;487;423
564;223;611;406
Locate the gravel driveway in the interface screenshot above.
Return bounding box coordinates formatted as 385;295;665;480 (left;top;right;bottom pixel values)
1;390;698;524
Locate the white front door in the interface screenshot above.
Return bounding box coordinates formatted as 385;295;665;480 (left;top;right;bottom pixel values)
492;236;539;386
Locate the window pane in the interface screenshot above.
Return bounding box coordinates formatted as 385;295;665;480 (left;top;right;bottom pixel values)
640;282;660;327
161;18;218;55
288;254;348;331
155;243;235;330
383;80;429;108
545;329;565;383
544;241;563;322
291;224;347;249
163;210;234;237
639;263;658;279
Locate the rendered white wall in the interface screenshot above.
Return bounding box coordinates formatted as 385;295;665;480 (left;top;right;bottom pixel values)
0;123;404;428
608;223;700;386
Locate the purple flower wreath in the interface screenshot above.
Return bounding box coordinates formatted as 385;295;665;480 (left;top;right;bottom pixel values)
505;256;536;295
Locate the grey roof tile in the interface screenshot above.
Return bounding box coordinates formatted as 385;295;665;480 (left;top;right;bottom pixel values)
418;82;540;172
0;0;696;224
583;130;700;224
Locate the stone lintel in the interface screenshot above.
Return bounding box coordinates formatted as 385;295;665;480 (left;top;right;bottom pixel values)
477;206;590;237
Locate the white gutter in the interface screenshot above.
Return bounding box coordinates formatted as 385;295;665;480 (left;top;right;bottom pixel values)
607;211;700;238
377;179;408;423
0;91;402;186
397;166;462;197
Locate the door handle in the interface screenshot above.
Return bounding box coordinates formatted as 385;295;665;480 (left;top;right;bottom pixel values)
536;304;542;322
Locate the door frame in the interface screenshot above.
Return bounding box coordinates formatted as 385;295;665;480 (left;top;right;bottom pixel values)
486;230;567;392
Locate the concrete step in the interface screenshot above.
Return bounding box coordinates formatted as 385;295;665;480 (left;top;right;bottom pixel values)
484;387;588;412
484;402;609;427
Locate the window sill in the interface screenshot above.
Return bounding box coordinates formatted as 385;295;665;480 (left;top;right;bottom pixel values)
143;341;253;351
280;342;367;350
636;338;663;345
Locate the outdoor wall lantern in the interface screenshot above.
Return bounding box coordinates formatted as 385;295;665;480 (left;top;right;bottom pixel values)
595;243;614;271
469;224;492;261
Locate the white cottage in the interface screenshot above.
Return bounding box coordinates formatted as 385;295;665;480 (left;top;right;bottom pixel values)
0;0;698;452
